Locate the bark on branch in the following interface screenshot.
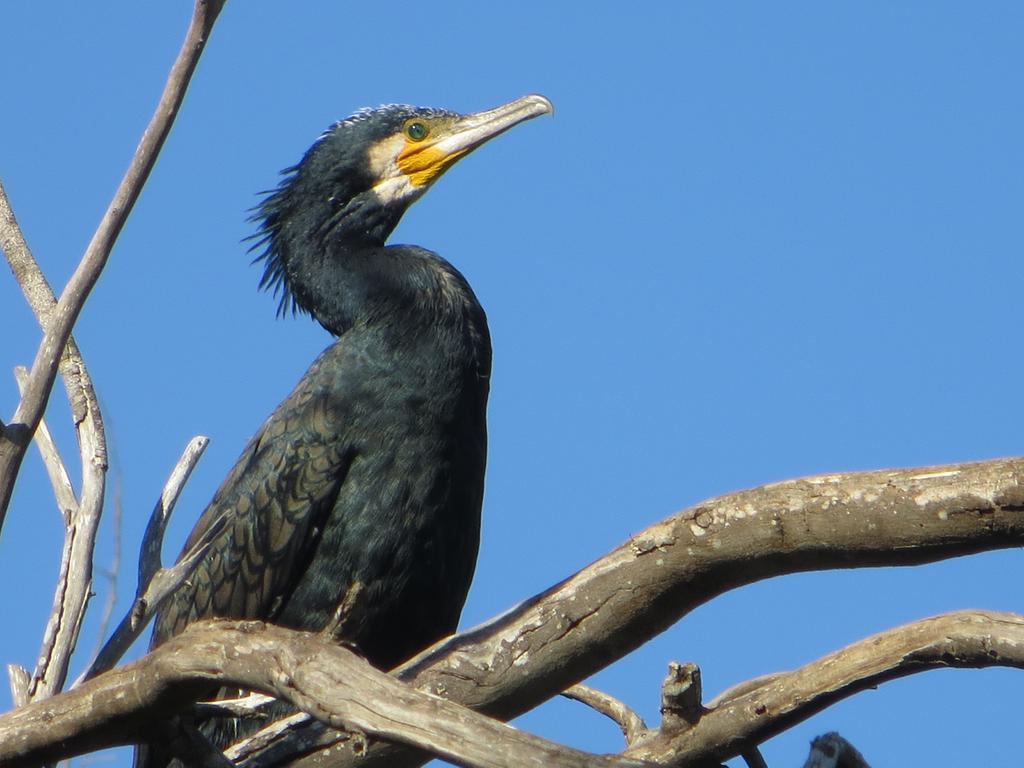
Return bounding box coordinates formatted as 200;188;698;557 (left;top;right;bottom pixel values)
0;621;644;768
1;610;1022;768
3;457;1020;767
627;610;1024;766
248;457;1024;768
2;180;108;702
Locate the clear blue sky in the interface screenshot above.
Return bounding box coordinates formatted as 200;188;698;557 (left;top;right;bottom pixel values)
2;3;1022;765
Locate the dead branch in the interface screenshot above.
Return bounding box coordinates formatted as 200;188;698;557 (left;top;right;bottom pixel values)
2;609;1022;768
626;611;1024;766
564;684;649;747
0;621;644;768
241;457;1024;768
196;692;276;718
89;481;123;669
13;366;76;520
0;0;226;704
0;459;1021;766
0;0;225;527
6;664;30;708
138;435;212;590
659;662;704;731
2;186;107;701
83;436;212;680
13;361;96;700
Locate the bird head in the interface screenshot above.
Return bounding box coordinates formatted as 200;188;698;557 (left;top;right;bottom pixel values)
251;94;553;317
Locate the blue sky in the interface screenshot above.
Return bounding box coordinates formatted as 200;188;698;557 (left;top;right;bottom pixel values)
2;2;1022;765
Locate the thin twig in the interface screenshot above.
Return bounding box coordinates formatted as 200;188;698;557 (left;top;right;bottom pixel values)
563;684;648;746
81;436;211;680
13;366;77;521
195;692;277;718
0;0;225;527
88;478;123;667
139;435;211;589
0;180;63;327
7;664;30;708
28;512;84;701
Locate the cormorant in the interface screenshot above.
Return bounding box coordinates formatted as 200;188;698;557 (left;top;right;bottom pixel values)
136;94;552;766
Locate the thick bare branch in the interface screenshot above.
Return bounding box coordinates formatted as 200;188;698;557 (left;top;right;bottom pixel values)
0;621;645;768
626;611;1024;766
248;457;1024;768
3;611;1023;768
0;0;225;527
1;459;1022;765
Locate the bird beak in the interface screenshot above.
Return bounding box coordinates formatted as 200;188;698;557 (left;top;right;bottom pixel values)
397;94;554;187
436;94;554;156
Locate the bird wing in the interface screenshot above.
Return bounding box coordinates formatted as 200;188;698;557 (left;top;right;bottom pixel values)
151;344;355;646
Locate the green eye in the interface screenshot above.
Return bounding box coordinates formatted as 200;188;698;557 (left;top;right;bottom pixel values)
405;121;429;141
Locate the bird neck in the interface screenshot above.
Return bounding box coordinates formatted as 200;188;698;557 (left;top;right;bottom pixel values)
293;240;488;345
251;162;486;347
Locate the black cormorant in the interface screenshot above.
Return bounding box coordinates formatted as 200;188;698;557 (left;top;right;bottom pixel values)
136;94;552;766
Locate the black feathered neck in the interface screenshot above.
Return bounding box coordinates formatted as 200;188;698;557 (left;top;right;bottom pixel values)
248;105;459;330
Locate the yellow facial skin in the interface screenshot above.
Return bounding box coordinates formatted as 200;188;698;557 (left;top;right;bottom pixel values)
395;118;468;188
373;95;553;201
397;141;470;188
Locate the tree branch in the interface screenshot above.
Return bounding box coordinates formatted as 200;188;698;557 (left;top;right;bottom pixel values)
0;459;1022;765
0;0;225;528
12;366;77;521
627;612;1019;766
83;436;212;680
89;483;123;671
0;0;226;704
0;621;644;768
563;684;649;747
2;611;1022;768
6;664;30;708
2;179;108;702
138;435;212;591
244;457;1024;768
